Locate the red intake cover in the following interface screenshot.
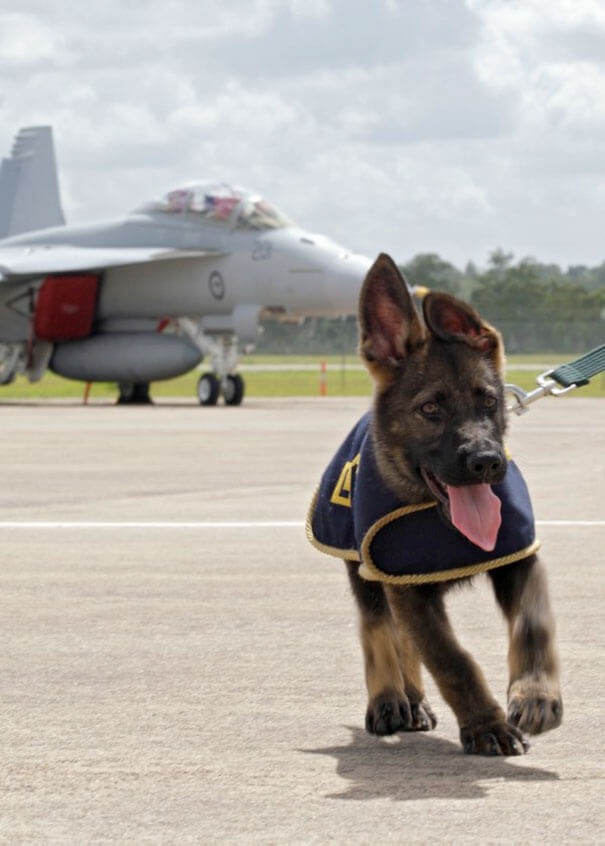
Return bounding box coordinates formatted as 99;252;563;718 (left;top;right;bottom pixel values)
35;275;99;342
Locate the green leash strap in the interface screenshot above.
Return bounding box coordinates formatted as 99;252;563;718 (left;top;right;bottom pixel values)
506;342;605;415
550;344;605;388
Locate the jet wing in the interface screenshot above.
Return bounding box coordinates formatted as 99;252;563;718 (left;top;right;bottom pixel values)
0;246;224;281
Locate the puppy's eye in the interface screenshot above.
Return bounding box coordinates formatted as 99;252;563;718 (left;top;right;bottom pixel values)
420;401;440;417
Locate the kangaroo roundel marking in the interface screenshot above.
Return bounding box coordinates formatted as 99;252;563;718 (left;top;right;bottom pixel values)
208;271;225;301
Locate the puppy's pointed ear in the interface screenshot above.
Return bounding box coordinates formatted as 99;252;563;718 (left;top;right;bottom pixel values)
359;254;425;379
423;292;505;374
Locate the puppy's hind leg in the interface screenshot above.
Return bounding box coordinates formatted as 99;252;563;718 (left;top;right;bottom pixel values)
346;561;436;735
489;555;563;735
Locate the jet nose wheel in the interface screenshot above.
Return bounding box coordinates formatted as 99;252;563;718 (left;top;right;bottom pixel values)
197;372;220;406
222;373;245;406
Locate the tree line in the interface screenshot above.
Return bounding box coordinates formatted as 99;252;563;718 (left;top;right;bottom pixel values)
256;250;605;355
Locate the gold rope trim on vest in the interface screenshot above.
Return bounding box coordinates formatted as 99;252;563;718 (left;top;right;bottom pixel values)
359;500;540;584
306;489;437;563
305;485;360;561
358;539;541;585
359;499;437;565
306;483;540;582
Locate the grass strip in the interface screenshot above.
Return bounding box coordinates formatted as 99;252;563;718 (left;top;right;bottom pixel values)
1;362;603;400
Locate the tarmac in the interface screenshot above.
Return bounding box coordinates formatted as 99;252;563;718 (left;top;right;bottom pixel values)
0;396;603;843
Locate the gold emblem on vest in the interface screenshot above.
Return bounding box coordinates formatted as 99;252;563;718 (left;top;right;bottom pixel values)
330;453;360;507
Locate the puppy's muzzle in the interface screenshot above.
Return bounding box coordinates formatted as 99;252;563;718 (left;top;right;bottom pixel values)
465;449;506;483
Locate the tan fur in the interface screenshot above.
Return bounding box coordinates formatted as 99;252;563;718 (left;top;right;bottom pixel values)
360;618;406;702
495;558;562;734
484;321;506;379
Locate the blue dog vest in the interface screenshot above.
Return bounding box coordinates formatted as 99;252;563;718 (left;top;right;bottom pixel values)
306;413;539;584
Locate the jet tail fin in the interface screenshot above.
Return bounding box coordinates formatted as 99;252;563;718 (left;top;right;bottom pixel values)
0;126;65;239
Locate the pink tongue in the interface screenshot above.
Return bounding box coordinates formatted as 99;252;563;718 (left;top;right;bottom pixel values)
446;484;502;551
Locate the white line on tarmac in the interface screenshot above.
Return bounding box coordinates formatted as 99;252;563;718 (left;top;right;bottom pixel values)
0;521;304;529
536;520;605;527
0;520;602;529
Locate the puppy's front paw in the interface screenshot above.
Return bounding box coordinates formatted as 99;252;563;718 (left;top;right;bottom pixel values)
508;679;563;735
409;699;437;731
365;690;412;735
460;722;529;756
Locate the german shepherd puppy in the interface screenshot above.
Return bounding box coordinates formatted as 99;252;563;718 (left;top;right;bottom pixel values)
348;253;562;755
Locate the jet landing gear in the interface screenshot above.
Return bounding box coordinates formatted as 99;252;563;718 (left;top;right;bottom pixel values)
197;372;245;406
117;382;153;405
176;321;250;407
197;373;219;406
222;373;244;405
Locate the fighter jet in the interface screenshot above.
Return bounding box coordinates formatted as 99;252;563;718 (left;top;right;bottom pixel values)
0;126;371;404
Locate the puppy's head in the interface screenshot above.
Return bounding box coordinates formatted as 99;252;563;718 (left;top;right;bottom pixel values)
359;253;507;551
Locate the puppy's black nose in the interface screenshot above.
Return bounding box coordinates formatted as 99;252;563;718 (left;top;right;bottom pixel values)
466;450;505;481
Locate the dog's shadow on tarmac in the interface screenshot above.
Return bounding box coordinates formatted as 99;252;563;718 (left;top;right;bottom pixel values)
302;726;559;801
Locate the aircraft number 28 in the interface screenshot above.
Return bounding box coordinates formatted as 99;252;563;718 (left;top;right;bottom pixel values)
252;241;272;260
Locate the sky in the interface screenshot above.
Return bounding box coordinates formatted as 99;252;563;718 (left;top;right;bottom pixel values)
1;0;604;269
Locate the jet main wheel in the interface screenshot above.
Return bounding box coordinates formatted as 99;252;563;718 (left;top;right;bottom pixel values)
223;374;245;406
197;372;220;406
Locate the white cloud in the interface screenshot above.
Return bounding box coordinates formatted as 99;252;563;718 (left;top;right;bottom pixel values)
0;0;603;267
288;0;331;19
0;12;64;68
526;62;605;133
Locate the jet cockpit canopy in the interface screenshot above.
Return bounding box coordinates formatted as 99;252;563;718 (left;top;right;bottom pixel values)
140;181;293;230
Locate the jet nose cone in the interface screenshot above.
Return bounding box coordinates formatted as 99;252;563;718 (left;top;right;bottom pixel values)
341;252;373;277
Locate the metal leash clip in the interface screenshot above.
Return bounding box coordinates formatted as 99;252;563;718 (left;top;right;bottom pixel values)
506;344;604;415
506;370;578;416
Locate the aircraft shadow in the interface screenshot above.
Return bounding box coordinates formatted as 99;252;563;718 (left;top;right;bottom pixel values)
301;725;559;801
